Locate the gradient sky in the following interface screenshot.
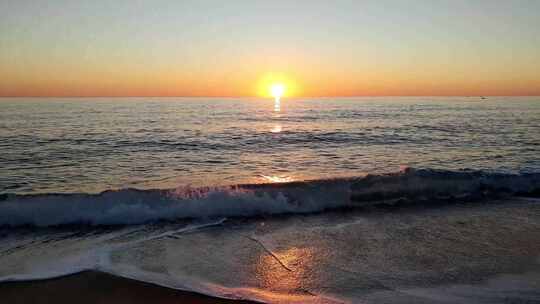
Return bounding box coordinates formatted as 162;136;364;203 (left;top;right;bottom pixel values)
1;0;539;97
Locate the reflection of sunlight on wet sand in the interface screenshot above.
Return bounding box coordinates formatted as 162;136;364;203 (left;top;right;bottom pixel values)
246;243;343;303
254;246;315;294
270;125;282;133
218;286;323;304
260;174;293;183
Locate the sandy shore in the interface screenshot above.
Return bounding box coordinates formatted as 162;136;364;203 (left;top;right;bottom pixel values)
0;271;259;304
1;198;540;303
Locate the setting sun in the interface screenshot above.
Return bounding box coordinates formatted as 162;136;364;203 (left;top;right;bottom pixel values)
270;84;285;98
256;73;300;98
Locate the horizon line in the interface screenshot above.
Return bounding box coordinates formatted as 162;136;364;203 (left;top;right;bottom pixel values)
1;95;539;98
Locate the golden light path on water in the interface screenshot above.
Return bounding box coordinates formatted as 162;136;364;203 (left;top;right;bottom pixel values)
271;83;285;112
262;84;291;183
274;97;281;112
259;174;293;183
270;125;282;133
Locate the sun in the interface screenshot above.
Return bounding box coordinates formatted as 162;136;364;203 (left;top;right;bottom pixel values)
270;83;285;99
256;73;299;98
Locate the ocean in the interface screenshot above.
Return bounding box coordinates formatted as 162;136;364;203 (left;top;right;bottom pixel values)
2;97;539;195
1;97;540;303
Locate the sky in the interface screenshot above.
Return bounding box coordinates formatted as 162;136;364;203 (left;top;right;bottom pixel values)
1;0;539;97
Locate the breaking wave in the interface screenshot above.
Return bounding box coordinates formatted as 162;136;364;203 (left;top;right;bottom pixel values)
1;168;539;227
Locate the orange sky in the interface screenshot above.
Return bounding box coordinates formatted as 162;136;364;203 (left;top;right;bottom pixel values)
1;1;539;97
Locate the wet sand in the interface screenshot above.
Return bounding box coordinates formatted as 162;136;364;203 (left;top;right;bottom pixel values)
0;271;259;304
2;198;540;303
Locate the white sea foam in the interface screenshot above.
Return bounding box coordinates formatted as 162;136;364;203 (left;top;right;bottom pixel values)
1;169;538;227
0;219;228;283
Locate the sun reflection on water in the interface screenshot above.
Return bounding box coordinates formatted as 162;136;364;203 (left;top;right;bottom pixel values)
274;97;281;112
254;246;315;293
260;175;293;183
270;125;282;133
271;83;284;112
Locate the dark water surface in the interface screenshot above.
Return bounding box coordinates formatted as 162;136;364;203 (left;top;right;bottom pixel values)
1;97;539;194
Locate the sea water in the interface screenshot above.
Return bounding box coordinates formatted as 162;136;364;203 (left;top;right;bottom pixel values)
1;97;539;194
1;97;540;303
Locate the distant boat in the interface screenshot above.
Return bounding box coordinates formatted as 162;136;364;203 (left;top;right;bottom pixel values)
480;96;487;100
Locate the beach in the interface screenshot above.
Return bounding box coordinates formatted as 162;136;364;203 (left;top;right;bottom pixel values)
0;271;259;304
1;196;539;303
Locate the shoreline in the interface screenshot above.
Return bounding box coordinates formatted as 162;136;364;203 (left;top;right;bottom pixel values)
2;198;540;303
0;270;260;304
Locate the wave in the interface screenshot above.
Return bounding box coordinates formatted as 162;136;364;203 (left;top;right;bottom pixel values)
1;168;539;227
